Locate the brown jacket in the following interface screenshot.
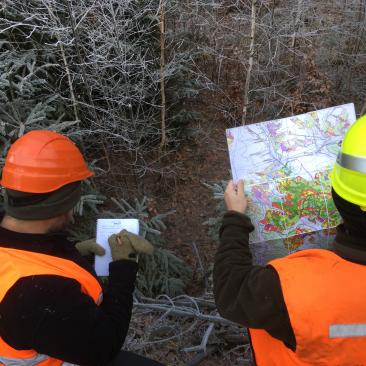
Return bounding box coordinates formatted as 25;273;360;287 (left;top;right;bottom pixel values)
213;211;366;351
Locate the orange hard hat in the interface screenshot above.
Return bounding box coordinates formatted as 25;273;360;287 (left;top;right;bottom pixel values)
1;130;93;193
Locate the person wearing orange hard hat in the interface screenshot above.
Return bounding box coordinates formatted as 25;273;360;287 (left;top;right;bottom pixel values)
214;115;366;365
0;130;164;366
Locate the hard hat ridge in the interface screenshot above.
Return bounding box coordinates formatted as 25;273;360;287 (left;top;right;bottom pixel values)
0;130;93;193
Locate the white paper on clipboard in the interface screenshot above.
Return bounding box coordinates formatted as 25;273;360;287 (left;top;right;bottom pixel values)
95;218;139;276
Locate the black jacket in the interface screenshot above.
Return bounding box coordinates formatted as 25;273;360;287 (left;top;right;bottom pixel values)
213;211;365;351
0;226;138;366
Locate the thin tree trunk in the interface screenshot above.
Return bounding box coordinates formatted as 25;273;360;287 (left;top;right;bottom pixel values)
159;0;167;152
290;0;303;66
361;99;366;116
45;2;79;123
269;0;276;53
60;41;79;123
66;0;111;174
241;0;257;125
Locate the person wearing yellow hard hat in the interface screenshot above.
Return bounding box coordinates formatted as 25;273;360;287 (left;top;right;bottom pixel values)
213;115;366;365
0;130;164;366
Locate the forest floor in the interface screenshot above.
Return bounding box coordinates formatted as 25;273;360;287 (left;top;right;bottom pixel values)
125;105;252;365
138;101;233;292
158;116;230;287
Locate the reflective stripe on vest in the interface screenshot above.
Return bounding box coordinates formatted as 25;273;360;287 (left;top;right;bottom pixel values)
249;249;366;366
337;152;366;174
0;248;103;366
0;354;77;366
0;354;48;366
330;323;366;338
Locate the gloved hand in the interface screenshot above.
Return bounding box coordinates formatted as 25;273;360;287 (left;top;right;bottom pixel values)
108;230;154;262
75;239;106;257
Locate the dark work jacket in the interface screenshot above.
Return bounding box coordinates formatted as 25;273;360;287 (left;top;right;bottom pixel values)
213;211;365;351
0;226;138;366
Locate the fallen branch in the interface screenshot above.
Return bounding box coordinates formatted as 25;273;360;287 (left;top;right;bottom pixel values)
185;346;218;366
136;293;217;310
134;302;237;326
183;322;214;353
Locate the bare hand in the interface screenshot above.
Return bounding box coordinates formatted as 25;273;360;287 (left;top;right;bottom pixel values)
224;180;248;214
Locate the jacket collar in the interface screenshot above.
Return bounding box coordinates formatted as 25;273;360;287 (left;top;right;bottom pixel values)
334;224;366;265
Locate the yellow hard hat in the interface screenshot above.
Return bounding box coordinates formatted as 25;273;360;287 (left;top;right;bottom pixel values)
331;114;366;210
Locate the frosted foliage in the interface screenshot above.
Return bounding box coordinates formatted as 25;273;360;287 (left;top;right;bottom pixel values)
0;0;196;168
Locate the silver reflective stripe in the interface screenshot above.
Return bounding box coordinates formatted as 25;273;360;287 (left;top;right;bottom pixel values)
337;152;366;174
0;354;48;365
330;324;366;338
0;354;77;365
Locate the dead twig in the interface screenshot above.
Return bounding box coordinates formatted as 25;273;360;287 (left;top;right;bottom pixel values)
183;322;214;353
185;346;218;366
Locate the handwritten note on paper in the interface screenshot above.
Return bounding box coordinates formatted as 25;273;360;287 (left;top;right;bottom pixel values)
95;218;139;276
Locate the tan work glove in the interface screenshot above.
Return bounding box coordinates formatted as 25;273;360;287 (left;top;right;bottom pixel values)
108;230;154;262
75;239;106;257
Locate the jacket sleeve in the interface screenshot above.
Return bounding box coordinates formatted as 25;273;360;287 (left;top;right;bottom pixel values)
0;260;138;366
213;211;296;349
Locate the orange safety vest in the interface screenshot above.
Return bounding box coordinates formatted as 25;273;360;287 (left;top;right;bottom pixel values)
249;249;366;366
0;247;103;366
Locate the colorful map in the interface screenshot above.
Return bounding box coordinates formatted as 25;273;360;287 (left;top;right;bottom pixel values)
226;104;356;260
